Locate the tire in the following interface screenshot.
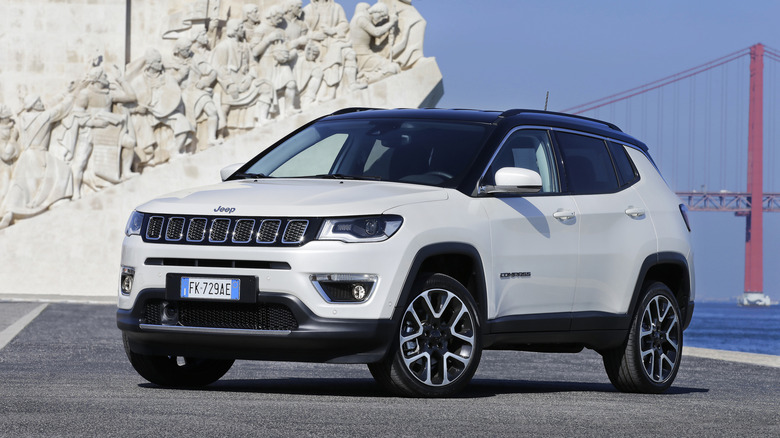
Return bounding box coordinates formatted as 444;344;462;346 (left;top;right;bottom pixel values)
603;282;683;393
368;273;482;397
122;333;234;387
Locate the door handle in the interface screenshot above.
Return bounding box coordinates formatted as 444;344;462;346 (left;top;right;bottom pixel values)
553;210;576;221
625;207;646;218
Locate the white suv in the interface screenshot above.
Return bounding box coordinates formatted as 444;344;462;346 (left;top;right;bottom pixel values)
118;108;695;397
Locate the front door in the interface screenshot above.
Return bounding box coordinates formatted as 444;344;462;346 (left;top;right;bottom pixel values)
481;128;579;326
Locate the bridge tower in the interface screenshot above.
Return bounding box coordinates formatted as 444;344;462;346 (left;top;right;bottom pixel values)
740;43;771;306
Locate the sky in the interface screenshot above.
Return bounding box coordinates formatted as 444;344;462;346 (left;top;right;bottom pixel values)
337;0;780;301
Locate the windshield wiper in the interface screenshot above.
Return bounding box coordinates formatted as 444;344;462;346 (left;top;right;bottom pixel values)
313;174;382;181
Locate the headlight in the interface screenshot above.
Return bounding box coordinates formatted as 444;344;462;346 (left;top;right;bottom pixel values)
125;211;144;236
318;215;403;242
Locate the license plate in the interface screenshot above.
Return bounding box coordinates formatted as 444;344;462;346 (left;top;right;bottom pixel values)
180;277;239;300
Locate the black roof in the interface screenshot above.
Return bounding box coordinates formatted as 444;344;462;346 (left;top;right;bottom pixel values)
325;107;649;152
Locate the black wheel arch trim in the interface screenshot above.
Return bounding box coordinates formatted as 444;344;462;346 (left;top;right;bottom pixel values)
392;242;489;325
628;251;694;330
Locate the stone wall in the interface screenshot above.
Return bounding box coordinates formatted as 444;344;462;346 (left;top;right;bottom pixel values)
0;1;296;109
0;0;127;107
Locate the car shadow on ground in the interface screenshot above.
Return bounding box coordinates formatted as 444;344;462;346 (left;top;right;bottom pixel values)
468;378;709;396
138;378;708;398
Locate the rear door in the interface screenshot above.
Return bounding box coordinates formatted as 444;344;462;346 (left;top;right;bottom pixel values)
554;132;657;318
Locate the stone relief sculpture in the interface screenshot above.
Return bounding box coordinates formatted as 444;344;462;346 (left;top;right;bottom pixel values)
350;2;400;84
62;65;138;199
212;18;269;128
252;5;301;118
0;0;430;228
0;105;20;204
303;0;366;100
284;0;325;107
0;93;76;229
170;35;222;150
380;0;425;70
129;48;194;169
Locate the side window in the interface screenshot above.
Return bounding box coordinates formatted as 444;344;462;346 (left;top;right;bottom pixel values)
484;129;559;193
556;132;619;195
608;141;639;186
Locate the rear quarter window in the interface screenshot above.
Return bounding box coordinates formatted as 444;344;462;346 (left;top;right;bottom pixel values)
608;141;639;186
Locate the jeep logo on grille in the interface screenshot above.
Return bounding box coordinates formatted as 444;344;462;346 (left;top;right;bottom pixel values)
214;205;236;214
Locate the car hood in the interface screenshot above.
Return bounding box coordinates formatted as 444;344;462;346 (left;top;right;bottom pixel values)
135;179;449;216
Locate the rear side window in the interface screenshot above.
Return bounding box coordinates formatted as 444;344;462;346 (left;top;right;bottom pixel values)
608;141;639;186
555;132;619;194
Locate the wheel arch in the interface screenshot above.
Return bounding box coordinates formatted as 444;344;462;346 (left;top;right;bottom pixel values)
629;252;694;330
392;242;488;324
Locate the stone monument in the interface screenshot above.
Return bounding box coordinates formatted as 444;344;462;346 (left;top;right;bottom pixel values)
0;0;442;299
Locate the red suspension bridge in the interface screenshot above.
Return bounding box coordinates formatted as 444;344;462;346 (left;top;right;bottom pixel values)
563;43;780;305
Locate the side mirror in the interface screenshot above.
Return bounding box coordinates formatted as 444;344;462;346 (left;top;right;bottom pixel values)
220;163;244;181
482;167;543;194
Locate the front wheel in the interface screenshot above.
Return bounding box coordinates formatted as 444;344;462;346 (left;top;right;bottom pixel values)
123;333;234;387
369;273;482;397
603;282;683;393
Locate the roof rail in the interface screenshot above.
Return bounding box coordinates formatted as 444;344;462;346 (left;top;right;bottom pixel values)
330;107;377;115
498;109;623;132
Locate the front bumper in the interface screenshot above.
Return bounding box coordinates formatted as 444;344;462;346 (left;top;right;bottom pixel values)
118;289;396;364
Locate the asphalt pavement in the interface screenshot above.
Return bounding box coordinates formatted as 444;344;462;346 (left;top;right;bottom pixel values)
0;301;778;436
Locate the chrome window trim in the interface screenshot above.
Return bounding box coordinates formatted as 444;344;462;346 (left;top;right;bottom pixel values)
477;125;651;195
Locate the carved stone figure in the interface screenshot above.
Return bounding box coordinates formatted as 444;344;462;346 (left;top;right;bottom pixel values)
303;0;365;100
380;0;426;70
129;48;194;167
295;42;325;106
62;66;138;199
284;0;310;51
0;104;20;204
251;5;300;118
350;2;401;84
211;19;270;129
170;35;221;149
242;3;264;45
0;93;76;229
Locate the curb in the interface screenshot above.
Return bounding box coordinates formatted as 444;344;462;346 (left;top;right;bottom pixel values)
685;346;780;368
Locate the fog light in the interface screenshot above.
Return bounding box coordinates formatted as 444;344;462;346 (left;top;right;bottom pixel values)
120;266;135;296
310;274;377;303
352;284;367;300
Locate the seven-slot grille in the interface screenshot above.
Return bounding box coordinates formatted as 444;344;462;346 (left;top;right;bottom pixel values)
143;214;318;246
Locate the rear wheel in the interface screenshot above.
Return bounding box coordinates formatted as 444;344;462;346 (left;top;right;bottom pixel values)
122;333;234;387
369;273;482;397
603;282;683;393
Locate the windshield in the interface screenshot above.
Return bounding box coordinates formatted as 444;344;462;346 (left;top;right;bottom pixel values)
241;119;491;187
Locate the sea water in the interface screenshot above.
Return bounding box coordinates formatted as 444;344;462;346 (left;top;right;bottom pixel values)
685;302;780;356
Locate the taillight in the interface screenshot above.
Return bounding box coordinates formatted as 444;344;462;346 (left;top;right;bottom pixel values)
679;204;691;232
